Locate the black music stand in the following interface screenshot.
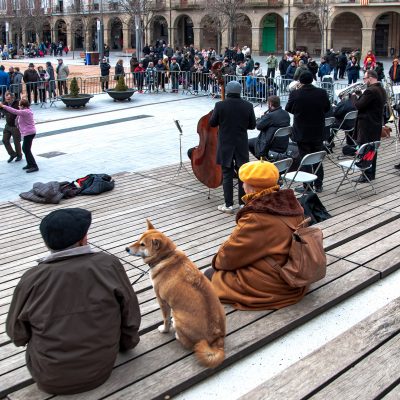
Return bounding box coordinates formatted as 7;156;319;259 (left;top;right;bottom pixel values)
172;119;192;178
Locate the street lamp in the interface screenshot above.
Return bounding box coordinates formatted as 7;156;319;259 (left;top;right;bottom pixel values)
97;0;104;59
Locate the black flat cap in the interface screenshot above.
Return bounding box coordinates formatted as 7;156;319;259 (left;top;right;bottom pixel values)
40;208;92;250
299;71;313;84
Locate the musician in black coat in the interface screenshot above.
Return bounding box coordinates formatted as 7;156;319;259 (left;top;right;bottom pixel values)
248;95;290;159
354;69;386;181
210;81;256;213
285;71;331;192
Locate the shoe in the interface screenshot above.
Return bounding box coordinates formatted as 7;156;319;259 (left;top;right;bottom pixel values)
15;156;22;162
26;167;39;173
217;204;235;214
22;165;30;170
352;175;371;183
7;155;16;163
394;163;400;170
315;186;323;193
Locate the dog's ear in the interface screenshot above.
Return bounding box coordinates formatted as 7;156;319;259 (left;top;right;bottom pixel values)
146;219;155;230
152;238;160;250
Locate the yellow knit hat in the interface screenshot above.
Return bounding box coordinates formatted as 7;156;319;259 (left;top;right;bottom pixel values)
239;160;280;189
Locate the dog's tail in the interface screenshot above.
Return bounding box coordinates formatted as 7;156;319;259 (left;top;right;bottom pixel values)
194;338;225;368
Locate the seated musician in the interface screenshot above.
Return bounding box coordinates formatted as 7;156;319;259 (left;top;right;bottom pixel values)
6;208;141;394
205;160;308;310
332;93;357;144
248;95;290;160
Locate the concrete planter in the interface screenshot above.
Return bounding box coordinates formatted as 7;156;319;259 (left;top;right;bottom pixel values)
60;94;93;108
105;89;135;102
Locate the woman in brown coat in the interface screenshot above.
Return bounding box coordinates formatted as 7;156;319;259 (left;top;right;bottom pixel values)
209;160;308;310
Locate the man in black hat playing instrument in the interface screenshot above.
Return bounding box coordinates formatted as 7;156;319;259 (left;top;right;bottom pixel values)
285;71;331;192
6;208;141;395
210;80;256;213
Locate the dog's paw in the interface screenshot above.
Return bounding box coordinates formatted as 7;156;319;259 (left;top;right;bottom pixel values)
158;324;170;333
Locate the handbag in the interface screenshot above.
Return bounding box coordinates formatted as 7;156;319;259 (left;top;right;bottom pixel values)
354;143;376;169
265;217;326;288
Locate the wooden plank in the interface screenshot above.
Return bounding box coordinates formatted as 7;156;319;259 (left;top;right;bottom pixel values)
237;297;400;400
311;335;400;399
2;260;368;399
98;267;380;400
382;384;400;400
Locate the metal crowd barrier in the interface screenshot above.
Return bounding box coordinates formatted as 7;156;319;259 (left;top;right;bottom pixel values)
1;72;366;105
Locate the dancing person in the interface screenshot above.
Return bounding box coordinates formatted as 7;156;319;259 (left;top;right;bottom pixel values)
2;91;22;163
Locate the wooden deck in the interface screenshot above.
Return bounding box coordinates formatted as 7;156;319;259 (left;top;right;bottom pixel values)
1;134;400;399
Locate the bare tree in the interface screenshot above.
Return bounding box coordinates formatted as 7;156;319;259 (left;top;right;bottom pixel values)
109;0;158;55
301;0;335;56
204;0;246;49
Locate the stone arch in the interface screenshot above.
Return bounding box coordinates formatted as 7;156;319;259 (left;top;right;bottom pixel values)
109;17;123;50
259;13;284;55
174;14;194;47
373;11;400;57
55;19;67;45
294;12;321;54
149;15;168;45
71;18;84;50
331;12;362;53
200;15;218;50
232;13;252;48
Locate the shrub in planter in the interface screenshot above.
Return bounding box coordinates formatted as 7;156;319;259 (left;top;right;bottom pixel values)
106;76;135;101
60;77;93;108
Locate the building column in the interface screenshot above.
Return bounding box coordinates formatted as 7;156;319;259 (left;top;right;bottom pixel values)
22;31;26;46
326;28;333;51
221;30;229;52
289;27;295;51
361;28;375;59
193;26;201;49
252;27;261;56
69;28;74;51
123;28;129;49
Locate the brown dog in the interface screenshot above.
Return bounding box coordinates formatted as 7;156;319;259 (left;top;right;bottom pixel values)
126;220;226;368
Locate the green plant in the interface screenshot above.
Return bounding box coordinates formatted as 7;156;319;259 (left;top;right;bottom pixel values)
115;76;128;91
69;77;80;97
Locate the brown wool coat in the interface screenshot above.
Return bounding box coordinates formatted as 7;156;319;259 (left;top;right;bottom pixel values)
211;189;308;310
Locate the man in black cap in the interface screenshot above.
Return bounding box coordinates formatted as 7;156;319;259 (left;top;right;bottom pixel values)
6;208;141;395
23;63;39;104
210;80;256;213
286;71;331;192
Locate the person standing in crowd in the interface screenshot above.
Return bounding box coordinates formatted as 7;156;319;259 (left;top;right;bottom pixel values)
23;63;39;104
374;61;385;82
327;49;338;80
389;58;400;84
37;66;47;103
354;69;386;182
205;160;307;310
0;65;10;101
279;53;291;79
363;50;376;71
100;57;111;91
6;208;141;395
134;62;145;93
209;81;256;213
337;51;348;79
285;60;297;81
169;57;180;93
114;59;125;79
293;59;308;81
45;61;56;100
248;95;290;159
346;56;360;84
155;58;167;92
56;58;69;96
318;57;331;81
2;92;22;163
285;71;330;193
11;66;23;100
307;57;319;81
0;98;38;173
266;53;278;78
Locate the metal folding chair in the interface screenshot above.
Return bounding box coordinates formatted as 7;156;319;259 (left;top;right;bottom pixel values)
331;110;358;146
273;158;293;186
267;126;292;160
285;151;327;195
335;141;380;199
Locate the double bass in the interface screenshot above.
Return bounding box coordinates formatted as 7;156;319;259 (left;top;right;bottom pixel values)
190;61;225;189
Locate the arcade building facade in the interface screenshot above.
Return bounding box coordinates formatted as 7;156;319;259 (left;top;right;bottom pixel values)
0;0;398;57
